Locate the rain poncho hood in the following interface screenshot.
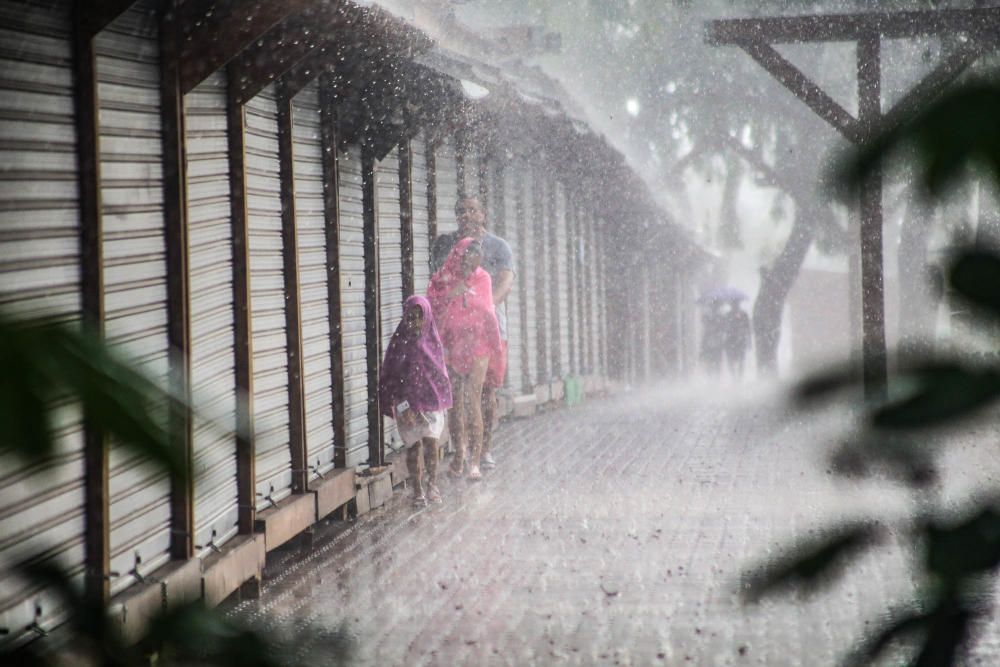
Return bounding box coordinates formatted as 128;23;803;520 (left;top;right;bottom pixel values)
378;295;452;416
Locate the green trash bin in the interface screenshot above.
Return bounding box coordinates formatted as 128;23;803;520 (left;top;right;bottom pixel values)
564;376;584;406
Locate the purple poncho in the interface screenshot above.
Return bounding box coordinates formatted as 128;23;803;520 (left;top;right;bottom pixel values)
378;295;453;417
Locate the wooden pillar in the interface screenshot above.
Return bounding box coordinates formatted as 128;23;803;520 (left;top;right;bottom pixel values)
425;139;438;241
566;195;578;377
857;32;887;399
399;140;415;298
73;2;109;609
160;0;194;559
547;177;561;377
515;167;532;393
226;67;255;534
276;88;308;493
318;74;348;469
361;148;384;466
533;168;549;383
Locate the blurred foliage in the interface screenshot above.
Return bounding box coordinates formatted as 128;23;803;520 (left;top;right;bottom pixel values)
0;313;351;664
747;78;1000;665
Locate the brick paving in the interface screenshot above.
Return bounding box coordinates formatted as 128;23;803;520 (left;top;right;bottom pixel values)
231;383;1000;666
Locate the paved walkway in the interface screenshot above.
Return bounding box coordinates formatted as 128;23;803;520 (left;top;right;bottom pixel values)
231;383;1000;666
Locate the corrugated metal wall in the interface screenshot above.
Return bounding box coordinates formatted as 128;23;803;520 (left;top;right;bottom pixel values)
0;0;86;637
503;164;524;394
337;145;370;468
410;134;432;292
377;146;404;450
96;2;174;594
292;81;336;479
519;163;539;390
434;137;459;238
244;85;293;505
185;69;240;553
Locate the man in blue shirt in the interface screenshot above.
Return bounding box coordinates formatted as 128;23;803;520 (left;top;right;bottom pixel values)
431;196;514;469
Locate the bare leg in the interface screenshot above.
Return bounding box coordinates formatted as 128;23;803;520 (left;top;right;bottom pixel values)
447;371;467;474
406;440;424;498
423;437;439;487
463;357;490;474
481;385;497;457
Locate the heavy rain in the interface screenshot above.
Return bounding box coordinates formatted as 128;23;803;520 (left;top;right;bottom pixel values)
4;0;1000;665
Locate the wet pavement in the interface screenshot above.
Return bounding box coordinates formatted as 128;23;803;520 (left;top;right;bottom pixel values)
230;383;1000;666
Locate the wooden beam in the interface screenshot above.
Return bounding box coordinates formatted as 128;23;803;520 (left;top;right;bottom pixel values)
179;0;319;95
160;0;194;561
567;195;580;377
547;176;561;378
278;45;335;101
425;139;438;241
226;67;256;534
399;140;416;298
361;148;384;467
707;7;1000;46
740;40;863;143
276;89;308;494
84;0;135;37
230;6;347;104
514;168;531;393
318;74;348;469
73;0;109;609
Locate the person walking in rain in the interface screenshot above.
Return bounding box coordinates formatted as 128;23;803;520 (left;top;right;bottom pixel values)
430;196;514;470
723;300;752;380
700;301;726;376
428;238;502;481
379;296;453;507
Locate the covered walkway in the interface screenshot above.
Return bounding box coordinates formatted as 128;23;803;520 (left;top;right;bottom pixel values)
229;385;1000;665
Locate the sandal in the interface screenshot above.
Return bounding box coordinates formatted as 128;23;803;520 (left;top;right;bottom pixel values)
446;466;463;480
412;494;428;508
427;485;443;503
467;466;482;481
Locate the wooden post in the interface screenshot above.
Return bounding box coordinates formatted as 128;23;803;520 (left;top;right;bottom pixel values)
361;148;384;466
226;66;256;534
533;167;549;383
547;177;561;378
160;0;194;560
319;74;348;468
857;32;887;399
73;0;109;609
399;140;415;298
515;166;532;393
425;139;438;241
276;88;308;493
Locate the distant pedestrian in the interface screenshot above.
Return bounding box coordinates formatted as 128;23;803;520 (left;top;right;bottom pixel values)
431;196;514;470
428;238;502;481
723;301;752;380
379;295;452;507
700;301;725;376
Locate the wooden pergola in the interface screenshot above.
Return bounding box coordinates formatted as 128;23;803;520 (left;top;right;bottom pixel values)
707;8;1000;398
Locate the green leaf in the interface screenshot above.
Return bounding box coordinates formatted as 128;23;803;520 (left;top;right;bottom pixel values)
843;610;929;667
924;507;1000;583
871;363;1000;430
793;362;863;405
911;604;974;667
741;522;883;603
949;251;1000;319
838;83;1000;197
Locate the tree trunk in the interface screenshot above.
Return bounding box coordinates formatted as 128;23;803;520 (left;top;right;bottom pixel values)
719;159;743;249
752;206;817;373
897;197;934;364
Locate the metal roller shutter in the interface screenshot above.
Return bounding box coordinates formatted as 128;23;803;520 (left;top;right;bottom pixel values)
410;134;431;292
519;164;539;388
96;2;173;595
185;69;239;554
337;145;370;468
434;137;458;237
554;181;571;378
292;81;336;479
501;164;523;395
0;0;86;638
245;85;292;505
377;147;404;450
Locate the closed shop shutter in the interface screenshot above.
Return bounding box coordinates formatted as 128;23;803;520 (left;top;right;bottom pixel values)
0;0;87;638
434;137;459;238
292;82;336;479
96;3;174;595
410;134;432;292
245;85;292;504
554;181;571;378
377;147;404;450
519;164;539;388
185;70;239;553
337;145;370;468
502;164;524;394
